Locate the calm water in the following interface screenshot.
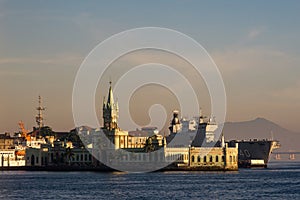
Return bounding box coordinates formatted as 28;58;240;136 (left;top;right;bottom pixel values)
0;162;299;200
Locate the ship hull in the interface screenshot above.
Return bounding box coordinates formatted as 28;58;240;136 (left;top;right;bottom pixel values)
230;140;280;168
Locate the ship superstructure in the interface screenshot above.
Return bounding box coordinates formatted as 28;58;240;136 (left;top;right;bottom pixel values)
168;110;219;146
166;110;238;170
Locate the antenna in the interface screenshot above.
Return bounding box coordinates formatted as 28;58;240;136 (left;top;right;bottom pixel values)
36;95;45;130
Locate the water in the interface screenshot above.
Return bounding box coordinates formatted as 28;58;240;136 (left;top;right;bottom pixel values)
0;162;299;200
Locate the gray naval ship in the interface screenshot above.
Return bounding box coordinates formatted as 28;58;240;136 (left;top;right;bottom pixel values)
228;139;280;168
167;110;280;168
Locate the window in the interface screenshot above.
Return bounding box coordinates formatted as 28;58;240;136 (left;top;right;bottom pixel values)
191;155;195;162
230;156;232;162
216;156;219;162
36;156;39;164
180;154;183;161
210;156;213;162
204;156;207;163
197;156;201;162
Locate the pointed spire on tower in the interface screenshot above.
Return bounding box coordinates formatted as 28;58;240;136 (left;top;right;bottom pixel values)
102;81;119;130
107;81;114;108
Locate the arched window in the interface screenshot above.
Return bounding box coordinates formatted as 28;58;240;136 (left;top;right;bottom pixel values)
230;156;233;162
204;156;207;163
191;155;195;162
210;156;213;162
197;156;201;162
216;156;219;162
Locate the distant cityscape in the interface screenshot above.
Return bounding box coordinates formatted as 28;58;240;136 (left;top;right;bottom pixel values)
3;82;295;172
0;82;240;171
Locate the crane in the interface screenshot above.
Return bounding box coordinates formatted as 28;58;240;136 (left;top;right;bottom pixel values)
18;121;31;141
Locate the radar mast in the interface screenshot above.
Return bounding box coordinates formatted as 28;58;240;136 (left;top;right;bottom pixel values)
36;95;45;130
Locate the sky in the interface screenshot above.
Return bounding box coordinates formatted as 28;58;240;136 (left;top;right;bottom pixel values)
0;0;300;133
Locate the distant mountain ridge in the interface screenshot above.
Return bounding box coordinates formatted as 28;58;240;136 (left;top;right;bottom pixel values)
221;117;300;152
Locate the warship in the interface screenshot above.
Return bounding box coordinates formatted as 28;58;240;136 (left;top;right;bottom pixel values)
229;139;280;168
168;111;281;168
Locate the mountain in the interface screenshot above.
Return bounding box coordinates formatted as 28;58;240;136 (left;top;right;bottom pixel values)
221;117;300;152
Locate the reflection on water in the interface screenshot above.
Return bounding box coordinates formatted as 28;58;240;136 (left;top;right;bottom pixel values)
0;162;299;200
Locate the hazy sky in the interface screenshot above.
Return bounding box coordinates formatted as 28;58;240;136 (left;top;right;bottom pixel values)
1;0;300;133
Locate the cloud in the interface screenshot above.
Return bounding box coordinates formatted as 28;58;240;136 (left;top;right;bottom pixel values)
247;27;266;39
248;29;261;39
212;46;296;73
0;54;83;65
0;53;84;79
